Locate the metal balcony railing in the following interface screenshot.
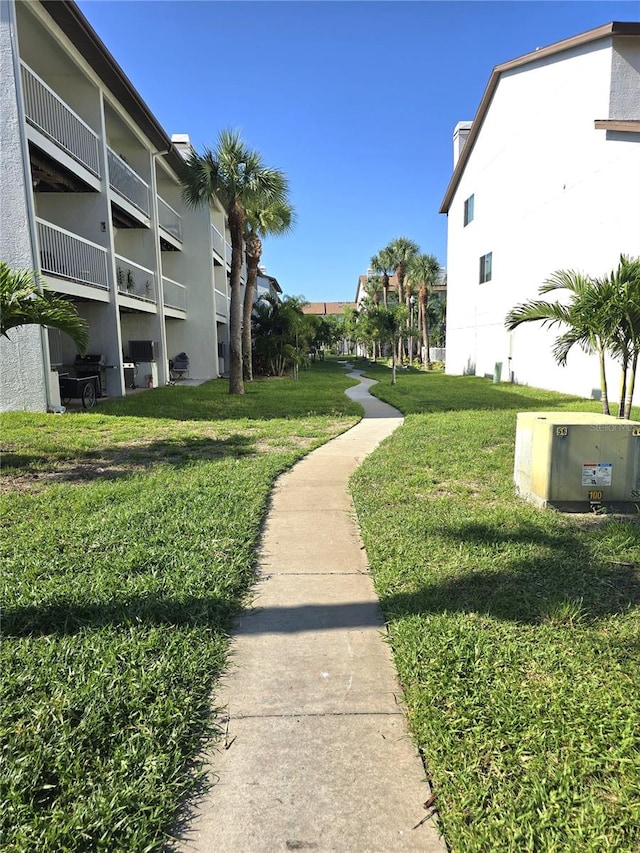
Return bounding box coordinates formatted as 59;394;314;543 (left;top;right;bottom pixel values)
21;62;100;177
158;196;183;242
107;147;150;215
211;224;225;258
37;218;109;290
115;255;156;303
162;276;187;312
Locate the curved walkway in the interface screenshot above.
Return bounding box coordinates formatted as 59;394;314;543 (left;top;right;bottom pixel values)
176;366;445;853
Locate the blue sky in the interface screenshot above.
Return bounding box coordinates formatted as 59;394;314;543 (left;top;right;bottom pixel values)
77;0;638;302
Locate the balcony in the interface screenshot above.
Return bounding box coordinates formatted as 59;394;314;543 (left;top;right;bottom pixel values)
107;148;150;216
21;62;100;178
115;256;156;304
211;224;225;259
37;218;109;290
158;196;183;243
162;276;187;313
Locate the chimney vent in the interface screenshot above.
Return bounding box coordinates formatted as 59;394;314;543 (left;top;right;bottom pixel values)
453;121;473;167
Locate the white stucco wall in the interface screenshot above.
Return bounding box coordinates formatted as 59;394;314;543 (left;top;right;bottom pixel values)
0;0;48;412
445;35;640;405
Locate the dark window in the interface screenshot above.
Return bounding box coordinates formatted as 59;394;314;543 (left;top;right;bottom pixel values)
464;194;474;226
479;252;492;283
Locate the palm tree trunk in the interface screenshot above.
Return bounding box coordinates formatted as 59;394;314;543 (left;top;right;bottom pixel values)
391;341;397;385
382;273;389;308
598;347;610;416
228;206;245;395
618;356;629;418
243;236;262;382
397;268;405;363
624;349;638;419
419;285;431;369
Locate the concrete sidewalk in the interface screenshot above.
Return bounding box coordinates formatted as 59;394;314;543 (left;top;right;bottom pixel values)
175;367;445;853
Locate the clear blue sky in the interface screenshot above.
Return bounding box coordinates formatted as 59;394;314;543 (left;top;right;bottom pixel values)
77;0;638;302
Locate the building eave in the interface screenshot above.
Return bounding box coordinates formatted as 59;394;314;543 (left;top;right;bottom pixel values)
40;0;187;177
595;119;640;132
439;21;640;214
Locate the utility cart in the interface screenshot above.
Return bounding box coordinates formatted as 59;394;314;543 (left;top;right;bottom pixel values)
57;373;100;409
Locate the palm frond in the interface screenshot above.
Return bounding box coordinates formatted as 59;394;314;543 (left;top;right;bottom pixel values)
0;263;88;353
505;300;572;331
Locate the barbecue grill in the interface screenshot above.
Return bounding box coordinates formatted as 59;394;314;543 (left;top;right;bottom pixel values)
75;354;105;395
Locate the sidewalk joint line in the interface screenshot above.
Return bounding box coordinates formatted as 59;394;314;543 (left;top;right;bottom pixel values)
230;710;405;720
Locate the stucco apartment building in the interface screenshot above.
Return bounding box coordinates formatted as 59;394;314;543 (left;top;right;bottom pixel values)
1;0;245;412
440;21;640;404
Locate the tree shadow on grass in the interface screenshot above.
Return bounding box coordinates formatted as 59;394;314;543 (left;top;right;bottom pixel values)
1;434;257;489
382;519;640;625
2;593;241;638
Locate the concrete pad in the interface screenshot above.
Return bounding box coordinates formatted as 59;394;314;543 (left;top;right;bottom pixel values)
269;481;353;512
178;715;443;853
259;512;368;573
216;626;401;716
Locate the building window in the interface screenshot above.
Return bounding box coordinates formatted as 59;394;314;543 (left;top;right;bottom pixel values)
464;194;474;226
479;252;492;283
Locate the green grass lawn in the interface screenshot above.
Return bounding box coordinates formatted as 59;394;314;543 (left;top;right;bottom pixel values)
349;361;640;853
0;363;360;853
3;357;639;852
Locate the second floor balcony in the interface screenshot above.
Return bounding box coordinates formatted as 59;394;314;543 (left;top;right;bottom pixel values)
162;276;187;313
115;256;156;304
37;218;109;291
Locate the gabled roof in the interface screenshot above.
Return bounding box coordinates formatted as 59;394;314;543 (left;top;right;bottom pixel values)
439;21;640;214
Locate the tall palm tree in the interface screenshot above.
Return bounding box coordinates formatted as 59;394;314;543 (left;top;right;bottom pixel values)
180;129;288;395
408;253;441;369
243;197;295;381
505;269;618;415
606;255;640;417
370;248;394;307
385;237;419;306
385;237;419;360
0;263;88;353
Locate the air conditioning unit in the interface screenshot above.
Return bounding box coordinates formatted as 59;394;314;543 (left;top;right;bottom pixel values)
129;340;157;362
514;412;640;511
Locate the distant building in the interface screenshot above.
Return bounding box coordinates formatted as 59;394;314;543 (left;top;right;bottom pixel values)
302;302;356;316
256;269;282;303
440;21;640;401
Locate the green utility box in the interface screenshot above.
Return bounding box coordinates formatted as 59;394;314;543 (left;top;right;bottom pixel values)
514;412;640;511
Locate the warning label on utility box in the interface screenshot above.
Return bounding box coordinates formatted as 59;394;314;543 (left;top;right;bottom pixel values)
582;463;612;486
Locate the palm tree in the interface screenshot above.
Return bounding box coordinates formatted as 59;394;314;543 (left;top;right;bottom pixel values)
505;270;618;415
385;237;419;361
180;129;288;395
606;255;640;417
408;253;441;369
385;237;419;306
0;263;88;353
242;197;295;381
370;249;394;307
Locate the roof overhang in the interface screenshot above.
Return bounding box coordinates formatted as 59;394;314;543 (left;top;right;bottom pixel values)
41;0;187;177
439;21;640;214
594;119;640;132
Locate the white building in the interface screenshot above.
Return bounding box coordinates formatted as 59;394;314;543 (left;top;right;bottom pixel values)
440;21;640;404
0;0;245;411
